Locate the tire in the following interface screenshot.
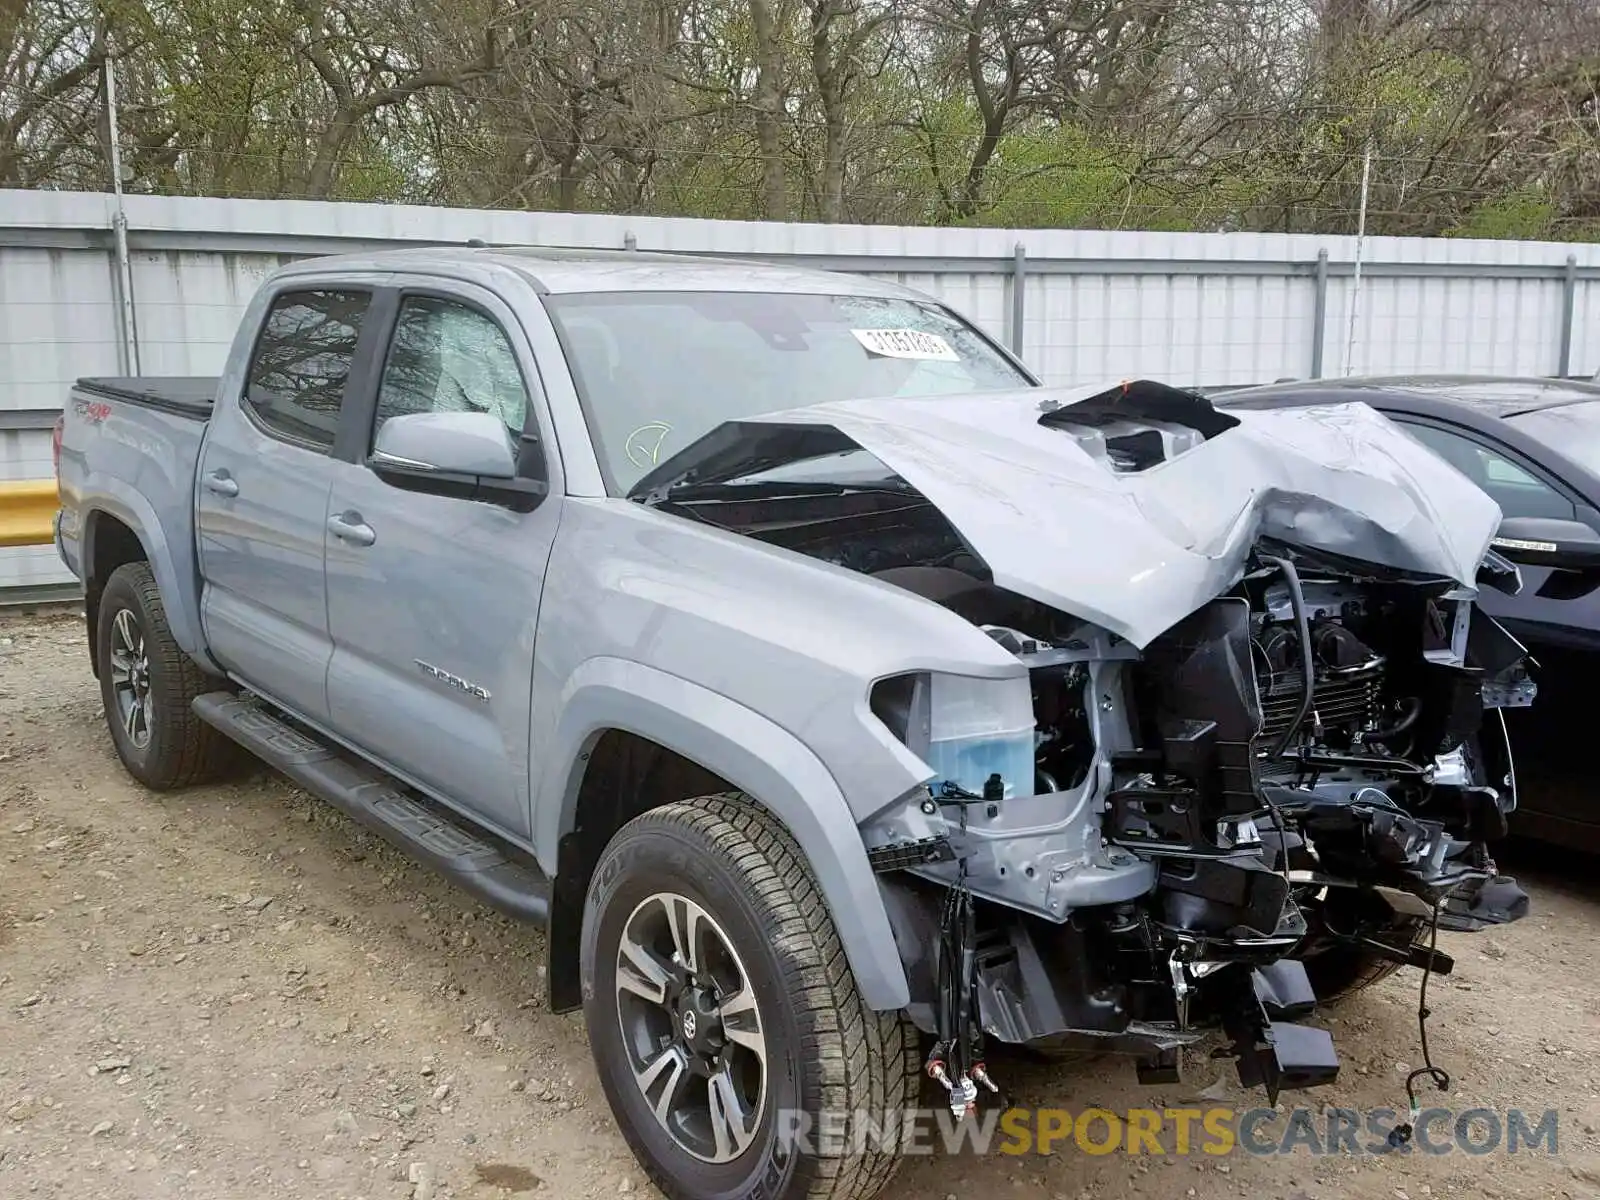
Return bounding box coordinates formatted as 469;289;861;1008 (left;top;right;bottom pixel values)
581;793;919;1200
96;561;238;790
1301;916;1426;1003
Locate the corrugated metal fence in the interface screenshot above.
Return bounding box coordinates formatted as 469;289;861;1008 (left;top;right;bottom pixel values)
5;187;1600;595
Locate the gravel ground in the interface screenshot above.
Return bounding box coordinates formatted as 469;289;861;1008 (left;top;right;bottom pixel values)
2;608;1598;1200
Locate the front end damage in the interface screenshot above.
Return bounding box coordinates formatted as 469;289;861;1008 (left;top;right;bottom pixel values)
632;380;1535;1111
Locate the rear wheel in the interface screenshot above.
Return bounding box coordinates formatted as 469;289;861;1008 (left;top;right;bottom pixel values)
96;562;238;790
581;793;918;1200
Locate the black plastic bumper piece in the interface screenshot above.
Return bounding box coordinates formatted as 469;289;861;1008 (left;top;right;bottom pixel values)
1223;960;1339;1104
1252;958;1318;1020
193;692;550;924
1136;1048;1182;1085
1439;875;1530;932
1232;1020;1340;1104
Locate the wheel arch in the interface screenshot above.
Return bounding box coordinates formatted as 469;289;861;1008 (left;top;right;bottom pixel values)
537;657;911;1016
79;493;212;677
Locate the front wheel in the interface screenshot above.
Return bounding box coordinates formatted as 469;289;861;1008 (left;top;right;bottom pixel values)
581;793;918;1200
1298;885;1426;1003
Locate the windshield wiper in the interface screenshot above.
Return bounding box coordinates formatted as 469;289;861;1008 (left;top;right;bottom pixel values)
640;477;918;506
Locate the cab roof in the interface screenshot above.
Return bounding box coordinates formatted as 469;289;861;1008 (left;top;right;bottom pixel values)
275;243;927;300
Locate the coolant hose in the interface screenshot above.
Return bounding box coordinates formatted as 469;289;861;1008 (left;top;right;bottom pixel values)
1367;696;1422;742
1262;555;1314;759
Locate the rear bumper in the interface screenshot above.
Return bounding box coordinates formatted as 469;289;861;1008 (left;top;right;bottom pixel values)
53;507;82;580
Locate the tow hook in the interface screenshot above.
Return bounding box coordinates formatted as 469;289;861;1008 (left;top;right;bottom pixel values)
930;864;996;1119
927;1056;981;1118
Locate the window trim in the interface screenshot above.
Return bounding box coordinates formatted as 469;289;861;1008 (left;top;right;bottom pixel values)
239;284;381;457
1389;412;1584;517
356;285;551;487
368;290;537;446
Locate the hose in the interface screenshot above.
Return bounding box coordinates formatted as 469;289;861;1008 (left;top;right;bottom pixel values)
1367;696;1422;743
1261;555;1315;760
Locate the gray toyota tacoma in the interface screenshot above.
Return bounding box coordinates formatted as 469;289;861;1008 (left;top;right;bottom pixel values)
53;246;1533;1200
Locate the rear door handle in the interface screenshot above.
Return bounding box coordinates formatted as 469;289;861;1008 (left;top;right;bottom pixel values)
203;470;239;498
327;511;376;547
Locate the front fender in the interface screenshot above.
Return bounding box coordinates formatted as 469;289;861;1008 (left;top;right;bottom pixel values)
536;656;912;1012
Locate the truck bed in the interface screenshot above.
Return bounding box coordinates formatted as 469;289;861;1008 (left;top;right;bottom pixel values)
77;377;219;421
55;379;218;644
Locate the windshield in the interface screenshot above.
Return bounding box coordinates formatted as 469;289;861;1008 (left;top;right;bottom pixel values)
543;290;1032;493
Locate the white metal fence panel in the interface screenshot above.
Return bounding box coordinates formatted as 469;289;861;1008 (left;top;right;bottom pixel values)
0;246;124;412
1573;276;1600;379
129;250;286;377
4;188;1600;593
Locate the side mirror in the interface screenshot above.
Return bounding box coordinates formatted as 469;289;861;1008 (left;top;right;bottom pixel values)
369;411;546;511
1491;516;1600;570
373;411;518;478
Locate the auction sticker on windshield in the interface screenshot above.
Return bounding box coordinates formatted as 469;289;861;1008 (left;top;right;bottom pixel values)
852;328;961;362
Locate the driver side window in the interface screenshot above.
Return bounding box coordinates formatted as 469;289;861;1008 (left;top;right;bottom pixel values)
1398;420;1575;521
374;296;529;444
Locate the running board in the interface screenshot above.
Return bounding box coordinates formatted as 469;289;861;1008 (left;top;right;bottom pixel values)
193;692;550;924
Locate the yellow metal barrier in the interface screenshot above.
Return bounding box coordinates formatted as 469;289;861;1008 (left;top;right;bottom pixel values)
0;480;59;548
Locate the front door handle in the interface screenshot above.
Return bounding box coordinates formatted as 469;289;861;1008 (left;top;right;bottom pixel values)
327;511;376;547
203;470;239;498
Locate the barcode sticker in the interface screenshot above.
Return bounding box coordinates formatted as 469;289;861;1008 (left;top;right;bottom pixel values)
851;328;961;362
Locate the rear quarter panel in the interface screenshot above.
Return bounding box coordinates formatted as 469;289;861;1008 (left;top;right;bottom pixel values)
57;387;212;663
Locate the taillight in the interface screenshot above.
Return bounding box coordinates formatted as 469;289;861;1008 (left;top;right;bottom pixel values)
51;415;64;482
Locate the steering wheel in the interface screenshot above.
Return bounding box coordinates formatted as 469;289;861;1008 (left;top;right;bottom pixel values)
624;421;674;470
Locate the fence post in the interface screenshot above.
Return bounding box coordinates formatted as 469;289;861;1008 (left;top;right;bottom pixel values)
1010;242;1027;358
623;231;637;252
1310;248;1329;379
105;55;140;376
1559;254;1578;378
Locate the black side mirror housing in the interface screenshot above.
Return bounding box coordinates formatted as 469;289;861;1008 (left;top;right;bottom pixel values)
1491;516;1600;570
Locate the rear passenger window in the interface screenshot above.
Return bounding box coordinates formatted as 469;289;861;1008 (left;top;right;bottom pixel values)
245;290;373;451
374;296;529;442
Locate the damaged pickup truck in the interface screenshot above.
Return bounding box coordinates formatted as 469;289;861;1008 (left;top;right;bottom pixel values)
53;247;1533;1200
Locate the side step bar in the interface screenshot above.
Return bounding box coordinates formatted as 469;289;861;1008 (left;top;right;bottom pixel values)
193;692;550;924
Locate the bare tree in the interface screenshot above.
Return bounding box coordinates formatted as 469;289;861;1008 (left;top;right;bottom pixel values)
0;0;109;187
806;0;891;220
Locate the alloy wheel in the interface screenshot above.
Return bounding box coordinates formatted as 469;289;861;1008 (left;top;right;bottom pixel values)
108;607;153;750
613;891;768;1164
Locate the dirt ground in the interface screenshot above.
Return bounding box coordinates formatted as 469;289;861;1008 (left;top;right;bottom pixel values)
2;608;1598;1200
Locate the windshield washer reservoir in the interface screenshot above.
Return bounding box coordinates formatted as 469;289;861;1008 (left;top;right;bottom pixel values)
922;673;1037;800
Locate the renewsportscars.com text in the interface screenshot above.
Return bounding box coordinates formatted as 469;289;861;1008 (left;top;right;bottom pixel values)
775;1106;1560;1158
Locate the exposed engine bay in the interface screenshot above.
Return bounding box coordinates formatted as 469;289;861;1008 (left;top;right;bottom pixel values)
635;380;1535;1114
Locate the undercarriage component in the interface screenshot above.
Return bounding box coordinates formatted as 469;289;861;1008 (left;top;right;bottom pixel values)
1226;1018;1341;1105
1135;1048;1181;1085
1439;874;1530;932
867;835;956;873
1220;959;1339;1104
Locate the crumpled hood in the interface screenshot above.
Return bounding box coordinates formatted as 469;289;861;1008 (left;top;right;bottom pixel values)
646;384;1504;648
